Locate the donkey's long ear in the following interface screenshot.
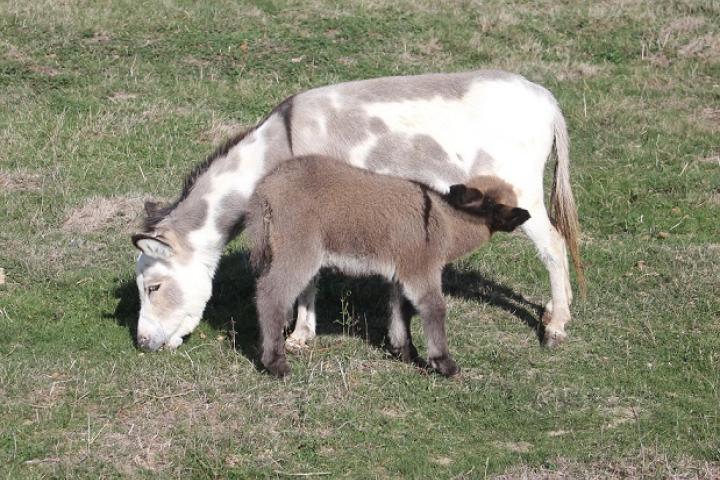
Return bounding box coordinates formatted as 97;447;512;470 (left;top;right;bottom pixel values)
144;201;160;217
491;205;530;232
445;184;484;208
132;233;174;259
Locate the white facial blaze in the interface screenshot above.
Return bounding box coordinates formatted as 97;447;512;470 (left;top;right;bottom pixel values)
135;253;213;351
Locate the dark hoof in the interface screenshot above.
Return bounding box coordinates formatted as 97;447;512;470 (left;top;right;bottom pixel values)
428;356;460;377
263;354;291;378
390;342;420;363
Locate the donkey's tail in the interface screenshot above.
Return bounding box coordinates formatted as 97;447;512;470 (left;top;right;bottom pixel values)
246;195;273;274
551;111;586;297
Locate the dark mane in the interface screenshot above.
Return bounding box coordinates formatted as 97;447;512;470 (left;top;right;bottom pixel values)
141;94;295;232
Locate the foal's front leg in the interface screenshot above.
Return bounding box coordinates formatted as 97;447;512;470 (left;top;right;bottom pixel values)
256;271;295;377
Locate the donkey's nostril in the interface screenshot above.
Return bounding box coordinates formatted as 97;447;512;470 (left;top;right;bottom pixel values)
137;335;151;349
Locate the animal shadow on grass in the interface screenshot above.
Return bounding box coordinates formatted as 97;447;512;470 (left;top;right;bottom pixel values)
108;248;545;370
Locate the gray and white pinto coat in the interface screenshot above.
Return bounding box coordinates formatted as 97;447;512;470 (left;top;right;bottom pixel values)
132;69;584;352
245;155;531;377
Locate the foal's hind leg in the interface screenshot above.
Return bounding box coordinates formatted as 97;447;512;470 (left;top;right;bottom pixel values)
520;204;573;347
286;277;318;352
387;282;419;363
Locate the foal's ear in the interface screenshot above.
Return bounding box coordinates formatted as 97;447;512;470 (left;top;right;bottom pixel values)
445;184;484;208
132;233;174;259
492;205;531;232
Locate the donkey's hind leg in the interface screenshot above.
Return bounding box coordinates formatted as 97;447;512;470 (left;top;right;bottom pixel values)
286;277;318;352
520;200;573;347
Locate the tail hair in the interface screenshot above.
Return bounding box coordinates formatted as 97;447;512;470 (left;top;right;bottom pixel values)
552;112;587;297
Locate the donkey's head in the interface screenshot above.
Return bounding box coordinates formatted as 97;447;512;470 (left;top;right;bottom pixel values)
131;225;213;352
445;176;530;232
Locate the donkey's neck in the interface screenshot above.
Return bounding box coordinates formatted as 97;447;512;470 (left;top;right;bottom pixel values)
163;131;272;273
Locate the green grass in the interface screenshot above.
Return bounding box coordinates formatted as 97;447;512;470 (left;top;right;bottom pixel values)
1;0;719;477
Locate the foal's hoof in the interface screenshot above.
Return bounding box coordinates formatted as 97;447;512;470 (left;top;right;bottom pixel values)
542;326;567;348
429;356;460;378
264;356;291;378
390;342;420;364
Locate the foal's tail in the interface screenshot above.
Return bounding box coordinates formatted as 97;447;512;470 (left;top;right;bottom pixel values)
246;195;273;274
552;112;586;297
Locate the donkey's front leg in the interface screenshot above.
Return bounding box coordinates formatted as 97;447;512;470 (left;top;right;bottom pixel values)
286;278;318;352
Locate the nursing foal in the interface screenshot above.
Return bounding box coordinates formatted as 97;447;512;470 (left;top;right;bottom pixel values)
245;155;530;377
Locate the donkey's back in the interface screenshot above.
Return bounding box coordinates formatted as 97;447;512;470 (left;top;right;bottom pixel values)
290;70;560;192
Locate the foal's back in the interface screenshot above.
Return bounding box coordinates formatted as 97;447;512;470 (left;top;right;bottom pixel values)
252;155;447;260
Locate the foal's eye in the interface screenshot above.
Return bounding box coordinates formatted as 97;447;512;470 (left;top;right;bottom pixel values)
147;284;161;294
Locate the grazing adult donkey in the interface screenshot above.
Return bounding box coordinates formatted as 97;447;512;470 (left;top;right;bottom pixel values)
245;155;531;377
131;70;584;353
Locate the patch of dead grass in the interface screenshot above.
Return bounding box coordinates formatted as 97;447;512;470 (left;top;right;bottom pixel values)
380;407;407;419
495;454;720;479
495;441;533;453
199;117;248;144
679;33;720;60
108;91;138;102
2;41;62;77
661;16;706;37
62;195;150;234
699;107;720;127
698;154;719;166
84;31;112;44
397;36;453;68
431;455;453;466
0;170;43;192
708;190;720;206
603;405;640;429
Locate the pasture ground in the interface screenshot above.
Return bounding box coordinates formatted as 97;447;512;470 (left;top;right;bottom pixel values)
1;0;719;478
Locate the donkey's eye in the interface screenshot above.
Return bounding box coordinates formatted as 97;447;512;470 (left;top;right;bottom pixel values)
147;284;161;294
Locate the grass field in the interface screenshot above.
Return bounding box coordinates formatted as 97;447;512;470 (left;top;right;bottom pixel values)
1;0;719;477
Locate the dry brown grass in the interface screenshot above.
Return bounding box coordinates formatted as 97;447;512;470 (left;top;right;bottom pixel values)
198;116;248;145
678;33;720;60
0;170;43;192
62;195;150;234
495;454;720;479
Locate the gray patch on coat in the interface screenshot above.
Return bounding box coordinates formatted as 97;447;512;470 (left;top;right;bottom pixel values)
366;133;466;187
369;116;389;135
168;197;209;237
259;111;294;174
469;149;496;175
291;99;382;154
215;193;247;240
151;277;184;318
